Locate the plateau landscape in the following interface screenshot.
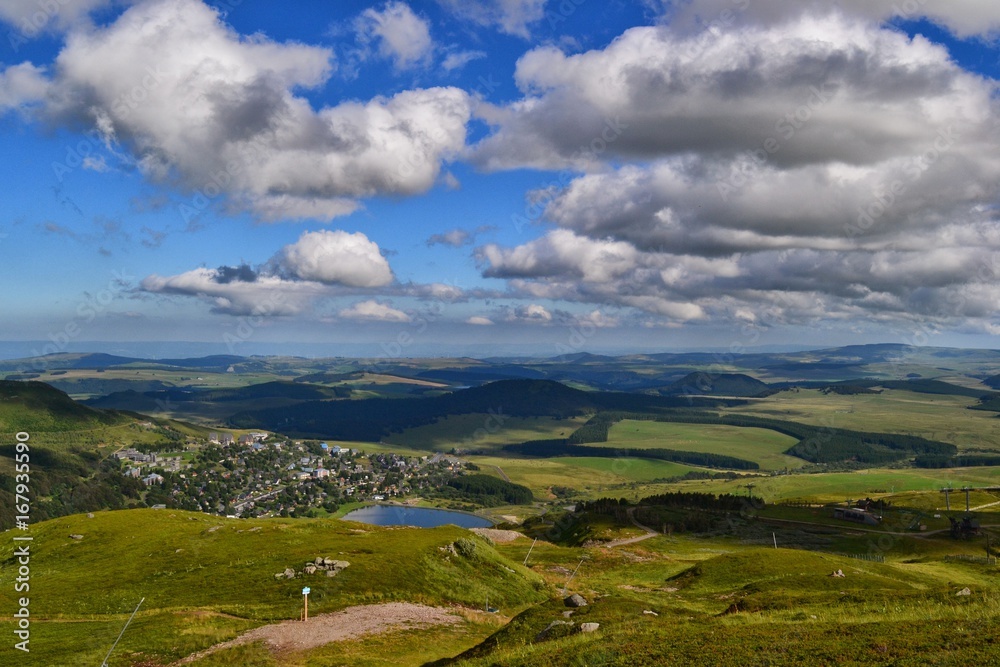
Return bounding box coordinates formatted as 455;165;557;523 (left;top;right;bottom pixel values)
4;1;1000;666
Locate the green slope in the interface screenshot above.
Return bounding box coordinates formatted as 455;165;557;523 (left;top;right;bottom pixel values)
0;509;547;666
0;380;130;433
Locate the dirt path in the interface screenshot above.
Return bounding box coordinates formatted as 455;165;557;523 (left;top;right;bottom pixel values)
970;500;1000;511
603;508;659;548
173;602;463;664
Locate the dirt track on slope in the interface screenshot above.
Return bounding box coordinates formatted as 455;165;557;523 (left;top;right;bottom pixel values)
602;507;659;548
174;602;462;663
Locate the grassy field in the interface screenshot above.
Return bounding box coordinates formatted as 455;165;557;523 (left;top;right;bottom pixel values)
0;509;546;666
724;388;1000;451
385;414;587;452
601;467;1000;505
33;367;289;397
602;420;804;470
447;532;1000;666
468;455;699;498
6;489;1000;665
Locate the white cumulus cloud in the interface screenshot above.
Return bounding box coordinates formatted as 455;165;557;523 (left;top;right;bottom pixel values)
356;2;434;70
276;230;394;287
0;62;48;111
339;299;411;322
41;0;469;221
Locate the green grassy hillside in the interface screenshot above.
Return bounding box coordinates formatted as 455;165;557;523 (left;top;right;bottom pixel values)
0;509;547;666
0;380;129;433
603;420;804;470
442;540;1000;667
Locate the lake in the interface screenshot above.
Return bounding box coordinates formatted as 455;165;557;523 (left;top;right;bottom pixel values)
342;505;494;528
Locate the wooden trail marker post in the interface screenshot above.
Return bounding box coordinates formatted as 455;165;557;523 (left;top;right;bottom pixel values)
302;587;310;621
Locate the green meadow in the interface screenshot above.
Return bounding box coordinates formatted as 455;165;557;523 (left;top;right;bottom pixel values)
602;420;805;470
724;388;1000;451
602;467;1000;505
468;454;698;498
0;509;546;666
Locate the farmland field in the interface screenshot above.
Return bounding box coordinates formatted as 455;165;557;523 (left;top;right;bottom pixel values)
614;466;1000;505
723;388;1000;451
601;420;804;470
468;455;699;497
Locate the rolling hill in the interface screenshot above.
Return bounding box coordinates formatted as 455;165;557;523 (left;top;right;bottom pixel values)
0;380;130;433
0;509;547;666
659;372;772;397
228;379;747;441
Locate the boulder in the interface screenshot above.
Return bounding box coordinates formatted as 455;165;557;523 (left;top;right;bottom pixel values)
315;557;324;566
331;560;351;570
69;534;84;540
283;568;295;579
304;565;317;575
579;622;600;633
323;557;336;566
274;573;285;580
957;587;972;596
564;594;588;608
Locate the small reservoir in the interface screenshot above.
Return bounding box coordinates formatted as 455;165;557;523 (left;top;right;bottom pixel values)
342;505;493;528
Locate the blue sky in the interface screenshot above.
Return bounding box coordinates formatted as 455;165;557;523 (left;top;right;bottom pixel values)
2;0;1000;358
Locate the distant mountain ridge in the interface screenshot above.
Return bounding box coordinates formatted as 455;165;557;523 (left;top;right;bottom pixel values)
229;379;746;440
660;372;772;397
